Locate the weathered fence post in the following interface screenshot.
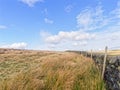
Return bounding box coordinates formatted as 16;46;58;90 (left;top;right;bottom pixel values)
102;46;108;79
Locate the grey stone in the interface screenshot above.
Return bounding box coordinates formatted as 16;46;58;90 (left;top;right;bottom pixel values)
78;51;120;90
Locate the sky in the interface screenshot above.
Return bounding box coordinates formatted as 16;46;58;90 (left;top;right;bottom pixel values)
0;0;120;51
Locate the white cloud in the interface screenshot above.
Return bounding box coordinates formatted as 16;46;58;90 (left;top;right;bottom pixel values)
47;44;56;49
44;18;54;24
20;0;44;7
88;26;120;50
45;35;61;44
45;31;95;44
73;41;87;46
0;42;27;49
114;1;120;18
65;5;73;13
0;25;7;30
40;1;120;50
76;2;120;31
40;31;50;37
76;5;109;31
110;1;120;25
42;8;48;15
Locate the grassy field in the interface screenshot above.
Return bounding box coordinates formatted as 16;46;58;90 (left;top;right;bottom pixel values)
0;49;105;90
88;49;120;56
106;50;120;55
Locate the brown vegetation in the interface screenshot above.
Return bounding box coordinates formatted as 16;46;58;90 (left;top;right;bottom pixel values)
0;49;105;90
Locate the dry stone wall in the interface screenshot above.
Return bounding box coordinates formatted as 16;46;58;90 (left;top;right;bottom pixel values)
69;51;120;90
85;52;120;90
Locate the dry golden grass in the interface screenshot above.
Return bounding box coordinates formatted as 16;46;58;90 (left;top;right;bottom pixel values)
88;49;120;55
0;49;105;90
107;50;120;55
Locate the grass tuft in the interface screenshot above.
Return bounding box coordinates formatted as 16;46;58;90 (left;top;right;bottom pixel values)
0;50;106;90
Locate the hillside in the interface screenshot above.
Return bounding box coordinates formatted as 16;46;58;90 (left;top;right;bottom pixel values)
0;49;105;90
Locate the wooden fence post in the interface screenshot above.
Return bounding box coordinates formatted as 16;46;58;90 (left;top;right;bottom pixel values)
102;46;108;79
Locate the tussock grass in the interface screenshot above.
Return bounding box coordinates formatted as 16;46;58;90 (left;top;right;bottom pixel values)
0;49;105;90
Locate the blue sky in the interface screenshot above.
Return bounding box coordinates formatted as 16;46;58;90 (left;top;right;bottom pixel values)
0;0;120;51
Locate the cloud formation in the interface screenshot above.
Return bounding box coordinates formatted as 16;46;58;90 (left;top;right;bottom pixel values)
0;25;7;30
44;18;54;24
41;1;120;50
45;31;95;45
65;5;73;13
20;0;44;7
0;42;27;49
76;5;109;31
76;1;120;31
89;26;120;50
42;8;48;15
73;41;87;46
